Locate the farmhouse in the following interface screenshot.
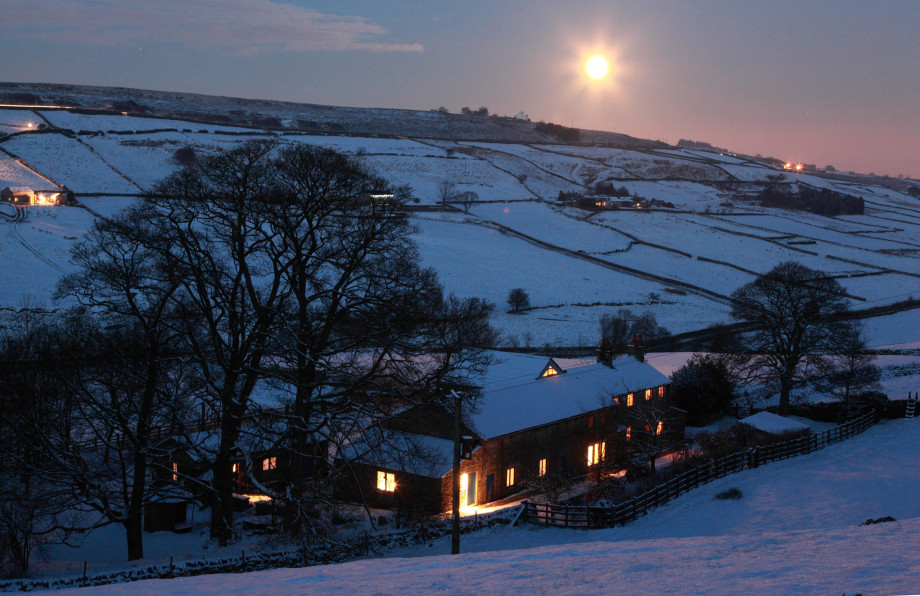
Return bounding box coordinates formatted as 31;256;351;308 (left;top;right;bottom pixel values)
1;186;74;206
1;186;35;205
344;338;680;513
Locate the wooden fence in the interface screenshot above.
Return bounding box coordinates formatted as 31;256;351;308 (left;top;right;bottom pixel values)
523;410;879;529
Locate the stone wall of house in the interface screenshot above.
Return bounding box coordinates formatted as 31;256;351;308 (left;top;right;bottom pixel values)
440;384;680;511
338;461;443;514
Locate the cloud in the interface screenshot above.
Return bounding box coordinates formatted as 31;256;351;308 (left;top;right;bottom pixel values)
3;0;423;54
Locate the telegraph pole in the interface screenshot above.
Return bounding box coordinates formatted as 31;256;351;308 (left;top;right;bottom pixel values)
451;389;462;555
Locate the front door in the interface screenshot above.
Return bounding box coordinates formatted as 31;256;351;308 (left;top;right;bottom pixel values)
467;471;477;506
485;473;494;502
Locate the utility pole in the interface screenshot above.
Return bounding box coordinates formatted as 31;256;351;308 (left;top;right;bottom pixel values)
451;389;462;555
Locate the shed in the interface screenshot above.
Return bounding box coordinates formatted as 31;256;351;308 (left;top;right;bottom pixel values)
740;411;810;435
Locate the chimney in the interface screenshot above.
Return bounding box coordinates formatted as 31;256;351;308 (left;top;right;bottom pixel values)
595;338;613;366
627;334;645;362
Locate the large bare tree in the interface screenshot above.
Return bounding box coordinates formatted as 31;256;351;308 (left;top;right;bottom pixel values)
730;261;851;415
151;140;289;544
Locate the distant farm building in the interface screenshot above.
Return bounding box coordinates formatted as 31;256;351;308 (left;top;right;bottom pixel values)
1;186;74;206
1;187;35;205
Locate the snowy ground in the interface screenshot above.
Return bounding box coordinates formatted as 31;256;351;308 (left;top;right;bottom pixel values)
50;418;920;595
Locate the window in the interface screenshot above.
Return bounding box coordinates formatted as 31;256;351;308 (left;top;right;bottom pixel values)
262;456;276;471
377;471;396;492
626;426;632;441
171;462;178;482
645;388;652;401
626;393;634;407
231;463;239;474
658;386;665;399
541;367;558;378
587;442;606;466
587;415;595;428
506;467;515;487
656;421;664;435
538;458;547;477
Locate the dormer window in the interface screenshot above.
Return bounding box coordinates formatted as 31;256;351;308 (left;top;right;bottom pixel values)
537;358;566;379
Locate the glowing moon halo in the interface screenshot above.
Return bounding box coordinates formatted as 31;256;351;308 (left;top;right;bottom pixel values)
586;55;609;79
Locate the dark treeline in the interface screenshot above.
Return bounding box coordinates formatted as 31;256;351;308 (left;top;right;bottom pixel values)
757;184;864;216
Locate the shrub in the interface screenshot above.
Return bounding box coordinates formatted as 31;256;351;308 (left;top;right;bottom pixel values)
670;354;737;426
715;487;743;500
172;146;197;167
534;121;580;143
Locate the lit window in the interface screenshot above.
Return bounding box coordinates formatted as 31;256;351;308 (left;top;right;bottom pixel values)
538;458;547;477
656;421;664;435
262;456;276;471
377;471;396;492
626;427;631;441
645;389;652;401
231;463;239;474
506;467;515;487
587;442;606;466
658;386;665;398
171;462;178;482
541;367;558;378
627;393;634;407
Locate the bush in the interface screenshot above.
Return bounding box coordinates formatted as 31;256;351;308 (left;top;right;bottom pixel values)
715;487;743;500
671;354;737;425
172;146;197;167
534;121;580;143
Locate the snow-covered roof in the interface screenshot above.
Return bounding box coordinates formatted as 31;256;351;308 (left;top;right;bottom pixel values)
469;352;671;439
340;427;454;478
3;186;33;193
740;411;810;435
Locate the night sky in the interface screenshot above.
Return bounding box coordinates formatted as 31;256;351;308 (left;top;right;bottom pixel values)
3;0;918;177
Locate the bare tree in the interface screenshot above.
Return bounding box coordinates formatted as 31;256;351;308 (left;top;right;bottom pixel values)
151;139;288;545
730;262;850;415
507;288;530;314
235;144;494;535
0;311;81;578
624;401;680;475
455;190;478;214
599;309;670;353
815;322;880;419
438;179;456;208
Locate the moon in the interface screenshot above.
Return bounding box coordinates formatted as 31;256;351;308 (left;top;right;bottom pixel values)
586;55;609;79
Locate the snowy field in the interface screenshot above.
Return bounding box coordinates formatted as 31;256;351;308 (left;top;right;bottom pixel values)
2;111;920;345
50;418;920;595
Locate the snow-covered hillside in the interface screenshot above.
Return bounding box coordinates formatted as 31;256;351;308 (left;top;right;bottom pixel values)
51;418;920;595
2;105;920;348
